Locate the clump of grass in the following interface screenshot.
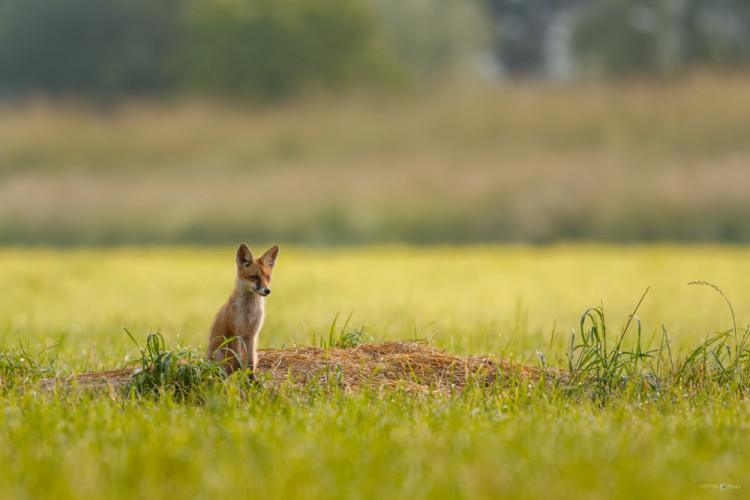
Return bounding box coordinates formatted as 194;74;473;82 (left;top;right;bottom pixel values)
0;340;56;393
561;282;750;402
125;330;224;400
672;281;750;390
309;311;373;348
565;288;656;399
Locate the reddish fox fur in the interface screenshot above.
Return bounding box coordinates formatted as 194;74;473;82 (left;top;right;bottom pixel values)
207;243;279;376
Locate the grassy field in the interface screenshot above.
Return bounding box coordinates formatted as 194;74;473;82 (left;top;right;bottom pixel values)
4;245;750;365
2;73;750;244
2;72;750;498
2;245;750;499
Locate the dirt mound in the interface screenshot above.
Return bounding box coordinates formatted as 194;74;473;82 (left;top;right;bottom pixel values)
37;341;555;394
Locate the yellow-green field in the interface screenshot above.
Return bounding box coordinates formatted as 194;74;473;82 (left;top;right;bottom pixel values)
3;244;749;368
2;245;750;500
3;73;750;499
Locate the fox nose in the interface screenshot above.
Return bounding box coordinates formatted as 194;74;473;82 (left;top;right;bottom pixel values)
263;288;271;296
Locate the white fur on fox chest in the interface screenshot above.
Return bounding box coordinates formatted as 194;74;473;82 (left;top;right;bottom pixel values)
231;293;265;340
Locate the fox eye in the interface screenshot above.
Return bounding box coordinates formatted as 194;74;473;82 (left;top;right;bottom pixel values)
250;274;260;280
266;275;271;281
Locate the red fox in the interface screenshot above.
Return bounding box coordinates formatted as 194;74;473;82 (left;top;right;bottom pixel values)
207;243;279;376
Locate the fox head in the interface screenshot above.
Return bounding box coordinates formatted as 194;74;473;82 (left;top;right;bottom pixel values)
235;243;279;297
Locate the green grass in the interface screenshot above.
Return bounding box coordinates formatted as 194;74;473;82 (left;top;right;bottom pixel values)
3;245;750;363
1;376;748;499
2;245;750;498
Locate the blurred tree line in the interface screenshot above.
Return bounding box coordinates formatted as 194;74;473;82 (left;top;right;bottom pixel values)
486;0;750;78
0;0;748;101
0;0;485;100
574;0;750;76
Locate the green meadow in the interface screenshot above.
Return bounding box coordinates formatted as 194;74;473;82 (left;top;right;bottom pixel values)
4;245;750;364
3;74;750;499
2;245;750;499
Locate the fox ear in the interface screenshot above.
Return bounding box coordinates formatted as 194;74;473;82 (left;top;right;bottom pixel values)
261;245;279;268
236;243;254;267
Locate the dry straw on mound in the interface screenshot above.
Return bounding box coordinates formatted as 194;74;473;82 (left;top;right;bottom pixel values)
38;341;555;394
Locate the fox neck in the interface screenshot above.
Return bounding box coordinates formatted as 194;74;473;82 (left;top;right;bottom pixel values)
234;281;265;310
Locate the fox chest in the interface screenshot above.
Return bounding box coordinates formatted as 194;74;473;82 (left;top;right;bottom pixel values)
231;301;265;339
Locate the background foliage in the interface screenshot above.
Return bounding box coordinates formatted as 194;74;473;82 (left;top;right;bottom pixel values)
1;74;749;245
0;0;748;245
0;0;487;100
1;0;749;101
574;0;750;76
